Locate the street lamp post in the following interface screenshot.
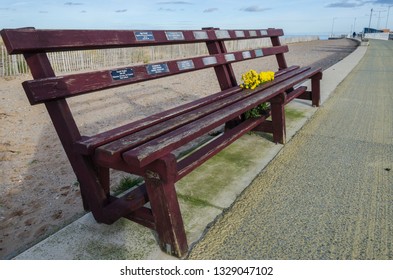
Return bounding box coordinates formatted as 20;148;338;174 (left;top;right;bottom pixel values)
368;8;373;31
375;10;386;29
353;17;357;34
387;5;393;29
331;17;337;38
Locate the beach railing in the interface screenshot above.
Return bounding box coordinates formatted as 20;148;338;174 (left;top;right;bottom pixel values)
0;35;318;77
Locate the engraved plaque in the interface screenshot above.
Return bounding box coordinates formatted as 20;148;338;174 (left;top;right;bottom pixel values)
260;29;268;36
254;49;264;57
249;30;257;37
134;31;155;41
202;56;217;65
215;30;230;39
242;51;251;59
165;31;185;40
193;31;208;40
146;63;169;75
225;53;236;62
177;60;195;70
111;68;135;81
235;30;245;38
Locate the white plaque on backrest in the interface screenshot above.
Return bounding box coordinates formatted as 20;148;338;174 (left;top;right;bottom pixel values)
235;30;245;38
215;30;230;39
249;30;257;37
165;31;185;40
242;51;251;59
255;49;264;57
225;53;236;62
260;29;268;36
177;60;195;70
202;56;217;65
193;31;208;40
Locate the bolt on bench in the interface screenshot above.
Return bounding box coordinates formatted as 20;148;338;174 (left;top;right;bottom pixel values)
1;27;322;257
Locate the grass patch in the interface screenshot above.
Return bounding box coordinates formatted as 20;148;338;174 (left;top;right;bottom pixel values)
177;193;223;210
285;108;305;120
113;176;143;196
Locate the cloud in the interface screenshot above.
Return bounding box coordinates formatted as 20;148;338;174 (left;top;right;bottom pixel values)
372;0;393;4
64;2;83;6
240;5;271;12
326;0;393;7
157;1;193;4
203;8;218;13
159;8;176;11
115;9;127;13
325;0;366;8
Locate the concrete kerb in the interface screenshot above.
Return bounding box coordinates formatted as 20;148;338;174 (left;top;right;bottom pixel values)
13;44;368;260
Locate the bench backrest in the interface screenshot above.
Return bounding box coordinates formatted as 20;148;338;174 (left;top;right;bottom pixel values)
1;28;288;105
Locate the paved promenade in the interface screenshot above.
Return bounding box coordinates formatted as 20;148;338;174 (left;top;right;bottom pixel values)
188;39;393;259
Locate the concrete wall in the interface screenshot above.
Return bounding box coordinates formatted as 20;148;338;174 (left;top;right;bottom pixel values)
364;33;390;40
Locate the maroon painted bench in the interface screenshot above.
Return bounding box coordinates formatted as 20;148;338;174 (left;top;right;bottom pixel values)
1;27;322;257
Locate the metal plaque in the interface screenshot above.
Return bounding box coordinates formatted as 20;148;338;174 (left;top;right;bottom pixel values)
215;30;230;39
110;68;135;81
193;31;208;40
255;49;264;57
242;51;252;59
260;29;268;36
177;60;195;71
165;31;185;40
225;53;236;62
249;30;257;37
134;31;155;41
235;30;245;38
202;56;217;65
146;63;169;75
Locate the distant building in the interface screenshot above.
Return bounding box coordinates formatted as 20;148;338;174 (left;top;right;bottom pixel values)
363;27;392;40
363;27;383;34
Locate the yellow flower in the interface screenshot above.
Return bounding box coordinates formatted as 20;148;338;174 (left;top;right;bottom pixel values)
240;70;274;90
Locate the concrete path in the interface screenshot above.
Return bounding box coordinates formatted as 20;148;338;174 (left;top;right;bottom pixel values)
13;40;372;260
188;39;393;259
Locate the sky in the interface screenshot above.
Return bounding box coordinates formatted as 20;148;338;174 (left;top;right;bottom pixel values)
1;0;393;36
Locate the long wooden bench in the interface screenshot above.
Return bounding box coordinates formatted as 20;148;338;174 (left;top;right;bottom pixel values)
1;27;322;257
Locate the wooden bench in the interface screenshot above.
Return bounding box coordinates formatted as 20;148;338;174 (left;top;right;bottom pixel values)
1;27;322;257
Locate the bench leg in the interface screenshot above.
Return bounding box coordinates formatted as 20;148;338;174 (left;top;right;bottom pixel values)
311;72;322;107
143;154;188;258
97;165;110;198
270;92;286;144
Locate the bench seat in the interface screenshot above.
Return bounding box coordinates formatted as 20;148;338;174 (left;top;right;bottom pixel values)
92;66;319;171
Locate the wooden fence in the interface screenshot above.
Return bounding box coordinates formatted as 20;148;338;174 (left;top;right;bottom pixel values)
1;36;319;77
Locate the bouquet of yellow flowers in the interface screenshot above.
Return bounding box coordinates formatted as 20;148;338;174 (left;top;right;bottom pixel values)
240;70;274;90
240;70;275;119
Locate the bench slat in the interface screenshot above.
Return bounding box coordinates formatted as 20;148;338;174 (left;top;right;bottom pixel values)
75;65;300;155
93;67;311;166
120;68;321;168
22;45;288;105
1;28;283;54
